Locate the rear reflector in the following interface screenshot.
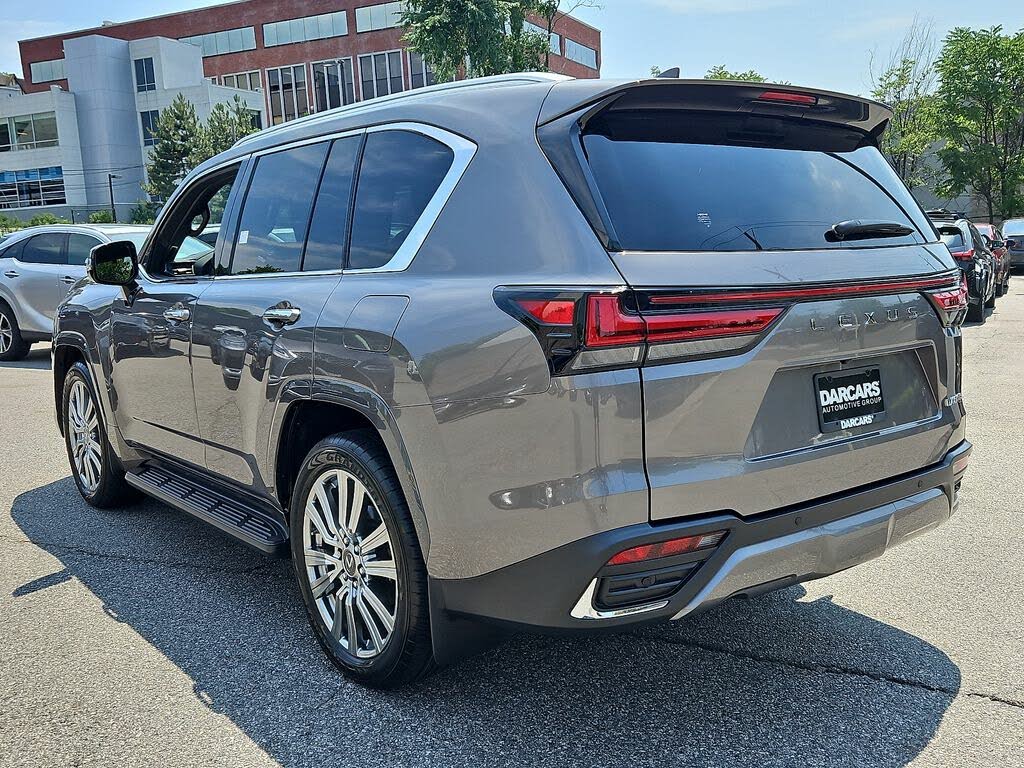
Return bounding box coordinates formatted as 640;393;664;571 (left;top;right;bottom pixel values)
607;531;727;566
758;90;818;106
516;298;576;325
952;453;970;475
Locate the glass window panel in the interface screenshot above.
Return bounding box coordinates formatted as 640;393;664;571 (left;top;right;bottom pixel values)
231;142;328;275
360;55;375;99
356;7;371;33
304;136;361;271
304;17;319;41
0;120;11;151
67;234;101;266
333;11;348;37
242;27;256;50
374;53;388;97
21;233;66;264
215;31;231;54
32;113;58;146
349;130;455;269
290;19;305;43
13;116;33;148
229;27;244;52
342;59;355;103
370;5;387;30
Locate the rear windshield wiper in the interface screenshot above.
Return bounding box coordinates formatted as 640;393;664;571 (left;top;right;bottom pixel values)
826;220;915;242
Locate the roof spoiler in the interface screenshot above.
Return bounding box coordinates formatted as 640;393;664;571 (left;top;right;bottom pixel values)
538;78;893;142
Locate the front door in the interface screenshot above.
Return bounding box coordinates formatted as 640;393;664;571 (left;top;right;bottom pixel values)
190;139;354;493
109;163;245;467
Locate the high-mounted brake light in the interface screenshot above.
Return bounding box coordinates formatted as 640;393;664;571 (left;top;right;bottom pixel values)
607;531;727;566
758;90;818;106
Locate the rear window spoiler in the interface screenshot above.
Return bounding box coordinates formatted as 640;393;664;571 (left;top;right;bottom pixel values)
538;78;893;140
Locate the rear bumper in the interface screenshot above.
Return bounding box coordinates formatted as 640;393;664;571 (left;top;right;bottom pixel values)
434;440;971;631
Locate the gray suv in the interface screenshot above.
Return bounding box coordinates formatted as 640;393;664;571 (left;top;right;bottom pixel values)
0;224;150;360
52;75;972;688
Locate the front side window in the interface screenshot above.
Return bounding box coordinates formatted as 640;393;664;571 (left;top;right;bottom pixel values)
20;232;66;264
134;58;156;92
67;234;102;266
228;143;328;275
348;130;454;270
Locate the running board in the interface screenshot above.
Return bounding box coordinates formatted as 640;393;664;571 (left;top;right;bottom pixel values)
126;465;289;555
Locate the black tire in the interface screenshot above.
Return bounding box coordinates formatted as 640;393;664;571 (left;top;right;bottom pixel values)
985;281;996;308
0;302;30;362
289;431;434;688
62;361;138;508
966;300;985;323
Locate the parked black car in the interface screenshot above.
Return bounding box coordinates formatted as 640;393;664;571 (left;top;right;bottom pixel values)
927;210;996;322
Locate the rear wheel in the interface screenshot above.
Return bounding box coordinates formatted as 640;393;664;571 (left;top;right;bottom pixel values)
986;281;996;308
966;300;985;323
290;432;434;688
62;361;137;508
0;304;29;362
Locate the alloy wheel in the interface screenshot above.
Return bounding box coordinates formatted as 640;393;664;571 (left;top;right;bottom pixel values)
67;379;102;494
302;469;399;659
0;313;11;355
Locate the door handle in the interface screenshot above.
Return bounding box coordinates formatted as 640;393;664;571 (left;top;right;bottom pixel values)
62;275;77;285
163;306;191;323
3;270;18;279
262;305;301;326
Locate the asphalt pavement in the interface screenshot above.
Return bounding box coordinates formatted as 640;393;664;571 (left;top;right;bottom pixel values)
1;282;1022;767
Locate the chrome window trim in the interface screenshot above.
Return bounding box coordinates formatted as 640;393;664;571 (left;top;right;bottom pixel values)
345;122;476;274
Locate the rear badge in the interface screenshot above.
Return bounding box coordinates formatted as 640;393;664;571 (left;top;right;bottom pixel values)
810;306;920;330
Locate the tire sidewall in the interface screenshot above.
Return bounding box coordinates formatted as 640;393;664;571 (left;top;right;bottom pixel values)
289;439;415;681
0;302;27;361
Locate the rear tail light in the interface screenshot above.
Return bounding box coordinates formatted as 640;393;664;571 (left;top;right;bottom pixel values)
757;90;818;106
497;271;962;374
607;531;727;566
953;248;975;263
925;274;969;326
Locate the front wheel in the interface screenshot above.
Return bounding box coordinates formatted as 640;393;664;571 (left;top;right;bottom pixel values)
0;303;30;361
290;432;434;688
62;361;137;508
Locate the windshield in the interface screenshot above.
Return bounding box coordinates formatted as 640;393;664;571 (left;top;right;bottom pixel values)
938;227;966;252
582;116;928;252
173;236;215;263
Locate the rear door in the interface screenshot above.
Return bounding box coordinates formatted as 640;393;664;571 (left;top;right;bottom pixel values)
8;231;65;334
190;137;358;492
551;85;962;520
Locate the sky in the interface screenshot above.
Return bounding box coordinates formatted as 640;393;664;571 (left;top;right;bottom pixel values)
6;0;1024;97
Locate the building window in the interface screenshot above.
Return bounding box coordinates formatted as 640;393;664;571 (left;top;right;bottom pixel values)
29;59;65;83
140;110;159;146
266;65;312;125
408;51;435;89
355;2;404;33
221;71;262;91
0;113;59;152
134;57;156;91
524;21;561;55
358;51;404;101
0;167;65;209
249;111;263;130
312;59;356;111
264;11;348;47
565;39;598;69
179;27;257;58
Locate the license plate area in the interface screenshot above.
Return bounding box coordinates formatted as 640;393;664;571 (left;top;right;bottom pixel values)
815;367;886;433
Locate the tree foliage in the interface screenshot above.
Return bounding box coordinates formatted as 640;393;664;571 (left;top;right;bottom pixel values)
535;0;602;69
400;0;556;81
869;18;939;189
932;26;1024;221
704;65;768;83
192;96;259;165
143;94;202;201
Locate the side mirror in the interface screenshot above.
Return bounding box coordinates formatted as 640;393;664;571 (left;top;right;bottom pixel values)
88;240;138;286
1007;239;1018;249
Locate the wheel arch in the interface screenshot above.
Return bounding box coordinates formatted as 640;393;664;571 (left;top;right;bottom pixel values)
272;388;431;559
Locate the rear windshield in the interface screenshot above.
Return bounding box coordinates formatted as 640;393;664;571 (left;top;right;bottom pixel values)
582;114;929;252
1003;218;1024;238
938;227;966;252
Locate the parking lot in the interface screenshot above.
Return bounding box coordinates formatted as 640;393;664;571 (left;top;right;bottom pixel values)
0;284;1021;768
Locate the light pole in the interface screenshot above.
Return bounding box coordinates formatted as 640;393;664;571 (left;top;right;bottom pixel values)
107;173;121;222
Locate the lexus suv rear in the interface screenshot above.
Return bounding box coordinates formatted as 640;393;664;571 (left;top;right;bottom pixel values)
52;75;971;688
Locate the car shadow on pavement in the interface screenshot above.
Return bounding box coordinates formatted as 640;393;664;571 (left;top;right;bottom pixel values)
11;478;960;768
0;346;51;371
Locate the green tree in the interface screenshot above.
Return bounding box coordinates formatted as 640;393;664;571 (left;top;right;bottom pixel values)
704;65;768;82
144;94;202;201
192;96;259;166
869;17;939;189
87;210;115;224
401;0;552;81
128;201;158;225
932;26;1024;221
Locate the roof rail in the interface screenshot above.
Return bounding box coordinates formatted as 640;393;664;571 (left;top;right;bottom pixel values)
235;72;572;148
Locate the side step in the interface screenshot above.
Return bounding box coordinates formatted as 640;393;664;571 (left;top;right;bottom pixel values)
126;465;289;555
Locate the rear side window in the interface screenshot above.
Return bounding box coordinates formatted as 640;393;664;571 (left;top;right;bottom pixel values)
20;233;66;264
0;238;25;261
348;130;454;270
230;142;328;275
67;234;101;266
583;116;926;252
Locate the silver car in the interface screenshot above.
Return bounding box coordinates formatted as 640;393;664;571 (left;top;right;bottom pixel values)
0;224;150;360
52;75;971;687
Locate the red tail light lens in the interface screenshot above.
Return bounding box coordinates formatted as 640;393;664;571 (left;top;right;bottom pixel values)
584;295;646;347
925;274;969;326
644;307;783;342
516;299;576;325
953;248;975;262
607;531;727;566
758;90;818;106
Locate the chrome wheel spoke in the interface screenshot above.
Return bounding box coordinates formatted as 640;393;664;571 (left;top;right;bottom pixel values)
344;587;359;652
310;567;341;599
360;582;395;635
331;584;350;642
68;381;101;493
360;523;389;554
305;498;340;547
356;590;385;653
346;477;364;535
304;548;342;569
363;558;397;581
